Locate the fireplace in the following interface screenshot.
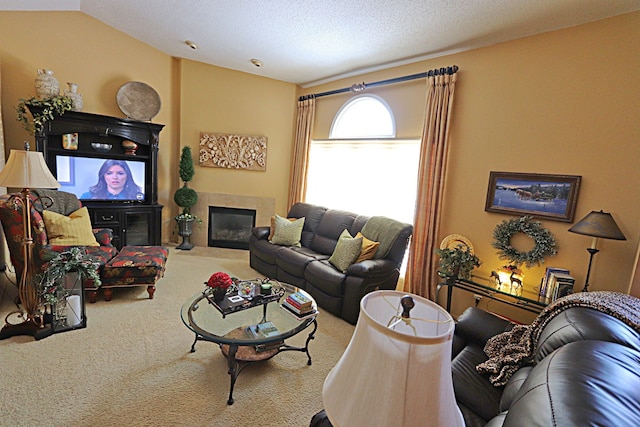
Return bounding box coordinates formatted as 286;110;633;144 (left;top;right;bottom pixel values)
208;206;256;250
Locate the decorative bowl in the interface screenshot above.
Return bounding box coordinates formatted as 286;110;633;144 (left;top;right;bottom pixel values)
91;142;112;152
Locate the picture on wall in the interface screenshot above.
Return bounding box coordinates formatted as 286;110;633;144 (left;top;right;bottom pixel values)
485;172;581;222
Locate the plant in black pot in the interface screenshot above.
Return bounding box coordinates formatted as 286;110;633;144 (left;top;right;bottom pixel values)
435;244;481;280
174;146;200;250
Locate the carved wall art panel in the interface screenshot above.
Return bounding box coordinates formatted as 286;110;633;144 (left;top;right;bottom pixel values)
199;132;267;171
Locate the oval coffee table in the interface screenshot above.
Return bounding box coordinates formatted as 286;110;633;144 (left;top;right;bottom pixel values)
180;282;318;405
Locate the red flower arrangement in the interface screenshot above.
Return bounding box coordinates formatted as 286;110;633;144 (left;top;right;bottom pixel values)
206;272;233;289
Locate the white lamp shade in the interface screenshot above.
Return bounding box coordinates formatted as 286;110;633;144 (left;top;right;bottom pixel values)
0;149;60;189
322;290;464;427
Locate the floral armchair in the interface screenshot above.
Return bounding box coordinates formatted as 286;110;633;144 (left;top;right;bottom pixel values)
0;191;117;301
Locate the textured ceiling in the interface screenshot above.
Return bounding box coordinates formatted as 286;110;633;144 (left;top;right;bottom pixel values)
3;0;640;86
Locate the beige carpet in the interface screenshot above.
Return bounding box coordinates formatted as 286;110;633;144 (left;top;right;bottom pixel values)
0;246;354;426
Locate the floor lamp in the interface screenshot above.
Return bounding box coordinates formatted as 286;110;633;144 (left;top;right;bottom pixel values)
568;210;626;292
0;143;60;340
321;290;464;427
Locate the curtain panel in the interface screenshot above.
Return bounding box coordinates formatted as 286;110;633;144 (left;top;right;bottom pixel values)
287;97;315;210
405;71;458;300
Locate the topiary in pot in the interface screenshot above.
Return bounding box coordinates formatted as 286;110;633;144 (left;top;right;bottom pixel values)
435;245;481;280
174;146;199;250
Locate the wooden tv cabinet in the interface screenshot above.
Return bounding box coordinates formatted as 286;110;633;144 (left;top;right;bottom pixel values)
35;110;165;250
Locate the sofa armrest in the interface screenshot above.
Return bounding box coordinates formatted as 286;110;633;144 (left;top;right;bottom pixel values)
455;307;514;347
252;226;270;240
346;258;397;278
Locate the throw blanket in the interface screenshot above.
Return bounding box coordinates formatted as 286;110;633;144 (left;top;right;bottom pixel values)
361;216;409;259
476;291;640;387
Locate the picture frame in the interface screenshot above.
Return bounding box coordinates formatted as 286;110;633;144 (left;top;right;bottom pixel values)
485;172;581;222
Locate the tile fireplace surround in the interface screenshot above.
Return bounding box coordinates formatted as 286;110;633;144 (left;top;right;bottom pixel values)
189;192;275;248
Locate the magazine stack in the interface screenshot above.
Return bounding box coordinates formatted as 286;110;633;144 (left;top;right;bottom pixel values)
282;291;317;319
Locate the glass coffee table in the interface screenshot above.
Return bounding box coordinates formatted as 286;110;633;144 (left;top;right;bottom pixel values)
180;280;318;405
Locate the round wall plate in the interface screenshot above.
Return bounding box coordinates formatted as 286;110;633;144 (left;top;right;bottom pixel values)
116;81;161;121
440;234;475;254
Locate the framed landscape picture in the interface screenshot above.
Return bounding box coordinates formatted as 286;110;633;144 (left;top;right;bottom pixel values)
485;172;581;222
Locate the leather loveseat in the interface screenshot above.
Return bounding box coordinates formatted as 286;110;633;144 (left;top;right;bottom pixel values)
249;202;412;324
452;293;640;427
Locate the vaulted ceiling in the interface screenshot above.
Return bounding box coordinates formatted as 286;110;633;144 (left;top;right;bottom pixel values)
4;0;640;87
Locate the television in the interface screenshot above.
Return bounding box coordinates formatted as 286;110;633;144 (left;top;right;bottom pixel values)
55;155;146;202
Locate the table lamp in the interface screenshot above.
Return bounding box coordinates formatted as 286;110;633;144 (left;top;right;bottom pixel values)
0;143;60;340
322;290;464;427
568;210;626;292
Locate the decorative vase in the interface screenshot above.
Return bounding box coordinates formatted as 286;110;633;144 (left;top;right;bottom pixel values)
64;82;83;111
213;287;227;302
176;218;195;250
34;69;60;100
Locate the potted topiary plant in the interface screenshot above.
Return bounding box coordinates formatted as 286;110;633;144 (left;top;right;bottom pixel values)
435;244;481;280
174;146;199;250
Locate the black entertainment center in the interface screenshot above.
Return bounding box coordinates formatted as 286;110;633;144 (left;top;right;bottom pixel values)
34;109;165;250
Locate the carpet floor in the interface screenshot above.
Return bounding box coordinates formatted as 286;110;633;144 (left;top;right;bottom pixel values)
0;246;354;426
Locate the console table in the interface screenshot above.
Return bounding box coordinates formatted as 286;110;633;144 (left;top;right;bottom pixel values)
436;275;551;315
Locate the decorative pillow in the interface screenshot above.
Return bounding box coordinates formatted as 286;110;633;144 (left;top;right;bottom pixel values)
355;232;380;263
270;215;305;246
268;215;297;240
42;207;100;247
329;229;363;273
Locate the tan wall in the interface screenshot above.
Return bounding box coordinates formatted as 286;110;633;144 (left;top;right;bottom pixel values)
177;59;297;227
0;11;176;238
302;12;640;320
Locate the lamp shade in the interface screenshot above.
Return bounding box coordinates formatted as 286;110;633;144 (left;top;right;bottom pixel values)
322;290;464;427
0;149;60;189
568;210;626;241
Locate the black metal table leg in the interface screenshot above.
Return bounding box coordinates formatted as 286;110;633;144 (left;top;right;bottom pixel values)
226;344;239;405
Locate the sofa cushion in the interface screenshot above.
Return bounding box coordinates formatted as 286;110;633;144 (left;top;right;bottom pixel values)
328;230;363;272
309;209;357;255
452;345;504;422
534;307;640;362
287;203;327;247
42;207;99;247
270;215;304;246
502;341;640;427
305;259;346;298
354;231;379;263
276;246;327;278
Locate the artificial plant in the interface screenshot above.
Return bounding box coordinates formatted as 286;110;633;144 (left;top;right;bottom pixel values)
173;146;199;222
16;95;74;135
435;244;481;279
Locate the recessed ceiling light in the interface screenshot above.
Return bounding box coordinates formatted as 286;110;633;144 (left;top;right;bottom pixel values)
185;40;198;50
250;59;263;68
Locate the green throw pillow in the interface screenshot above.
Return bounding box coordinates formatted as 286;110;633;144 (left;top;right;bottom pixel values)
270;215;305;246
329;229;363;273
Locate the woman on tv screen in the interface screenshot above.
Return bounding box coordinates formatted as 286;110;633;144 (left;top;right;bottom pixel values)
81;159;144;201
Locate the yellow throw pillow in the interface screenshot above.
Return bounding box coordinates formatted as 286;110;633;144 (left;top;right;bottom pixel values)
355;232;380;263
42;207;100;246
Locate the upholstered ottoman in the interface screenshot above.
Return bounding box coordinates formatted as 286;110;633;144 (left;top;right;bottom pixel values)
100;245;169;301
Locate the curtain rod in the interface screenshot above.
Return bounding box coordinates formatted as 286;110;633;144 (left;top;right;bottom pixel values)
299;65;458;101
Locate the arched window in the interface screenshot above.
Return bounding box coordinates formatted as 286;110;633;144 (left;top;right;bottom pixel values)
306;95;419;229
329;95;396;139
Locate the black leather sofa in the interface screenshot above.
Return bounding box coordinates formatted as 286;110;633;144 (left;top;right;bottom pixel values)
249;202;412;324
311;294;640;427
452;304;640;427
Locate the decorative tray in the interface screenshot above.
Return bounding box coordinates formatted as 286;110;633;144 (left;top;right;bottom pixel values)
116;81;161;121
204;279;285;318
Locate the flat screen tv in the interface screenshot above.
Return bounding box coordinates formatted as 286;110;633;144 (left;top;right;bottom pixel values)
55;155;146;202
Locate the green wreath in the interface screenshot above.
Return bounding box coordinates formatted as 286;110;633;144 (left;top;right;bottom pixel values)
492;216;557;268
